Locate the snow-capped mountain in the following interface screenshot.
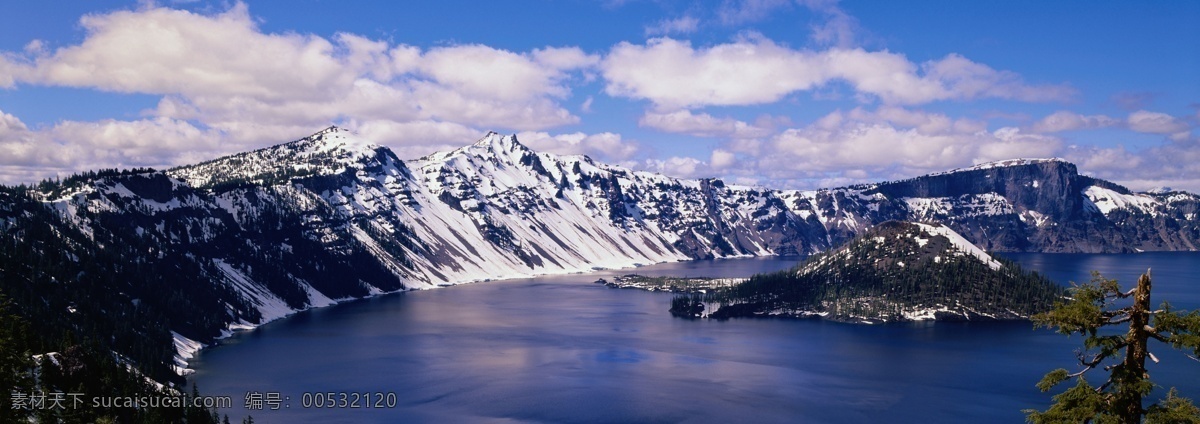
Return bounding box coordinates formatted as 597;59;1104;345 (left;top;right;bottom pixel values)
3;127;1198;376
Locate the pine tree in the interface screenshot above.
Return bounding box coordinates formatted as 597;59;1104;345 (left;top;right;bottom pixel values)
0;294;32;424
1025;270;1200;423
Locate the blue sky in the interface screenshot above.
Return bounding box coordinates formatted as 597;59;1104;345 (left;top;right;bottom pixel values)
1;0;1198;191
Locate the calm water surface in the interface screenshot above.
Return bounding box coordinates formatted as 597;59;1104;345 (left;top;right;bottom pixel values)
192;253;1200;423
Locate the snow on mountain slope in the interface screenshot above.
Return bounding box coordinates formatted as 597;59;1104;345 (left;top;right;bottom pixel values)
913;222;1001;270
1084;185;1160;216
929;158;1067;176
24;127;1200;372
170;126;387;189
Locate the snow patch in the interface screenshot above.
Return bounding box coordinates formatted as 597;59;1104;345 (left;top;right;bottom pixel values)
171;332;203;376
1084;185;1159;216
913;222;1001;270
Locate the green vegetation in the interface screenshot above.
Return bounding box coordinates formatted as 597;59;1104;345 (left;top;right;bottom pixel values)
0;293;228;423
0;186;237;423
669;223;1065;322
18;168;159;199
602;274;743;292
1026;271;1200;423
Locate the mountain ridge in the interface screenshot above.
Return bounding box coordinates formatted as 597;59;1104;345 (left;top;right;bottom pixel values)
2;126;1198;379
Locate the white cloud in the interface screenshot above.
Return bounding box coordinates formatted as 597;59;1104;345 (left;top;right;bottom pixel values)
710;149;737;169
1031;110;1119;133
843;106;987;135
516;131;640;161
1127;110;1189;135
639;110;775;138
348;119;481;159
0;3;601;183
642;156;712;179
9;6;596;129
0;110;226;183
416;45;597;101
1065;138;1200;193
25;4;349;101
704;107;1200;192
603;37;824;109
918;54;1074;103
602;37;1071;109
645;16;700;36
0;110;29;138
734;110;1064;188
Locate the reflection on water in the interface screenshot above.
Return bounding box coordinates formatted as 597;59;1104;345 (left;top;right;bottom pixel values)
192;253;1200;423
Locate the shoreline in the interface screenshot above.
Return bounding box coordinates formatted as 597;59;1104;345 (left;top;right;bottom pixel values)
177;254;765;376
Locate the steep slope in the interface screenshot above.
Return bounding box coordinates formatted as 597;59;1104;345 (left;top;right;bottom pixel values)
672;221;1065;323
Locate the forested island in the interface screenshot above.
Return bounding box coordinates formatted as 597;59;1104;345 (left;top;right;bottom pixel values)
666;221;1066;323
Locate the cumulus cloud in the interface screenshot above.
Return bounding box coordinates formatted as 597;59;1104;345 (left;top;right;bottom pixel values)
1065;137;1200;193
0;55;19;88
0;3;601;183
602;37;1072;109
1031;110;1120;133
710;149;738;169
707;107;1066;188
762;123;1058;174
641;156;713;179
1031;109;1194;143
347;119;482;159
1126;110;1189;136
691;107;1200;192
415;45;596;101
23;4;348;101
639;110;776;138
624;106;1184;190
515;131;640;161
0;110;226;182
840;106;986;135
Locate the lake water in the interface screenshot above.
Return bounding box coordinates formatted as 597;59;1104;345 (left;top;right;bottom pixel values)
191;253;1200;423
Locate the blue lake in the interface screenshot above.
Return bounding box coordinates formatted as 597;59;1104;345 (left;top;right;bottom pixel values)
192;253;1200;423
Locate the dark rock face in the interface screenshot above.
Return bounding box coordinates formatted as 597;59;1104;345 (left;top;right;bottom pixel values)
860;160;1200;252
872;161;1084;219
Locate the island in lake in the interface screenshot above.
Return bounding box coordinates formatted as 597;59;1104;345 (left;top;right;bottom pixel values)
604;221;1066;324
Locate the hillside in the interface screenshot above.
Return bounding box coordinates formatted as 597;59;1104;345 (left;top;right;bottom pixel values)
671;221;1066;323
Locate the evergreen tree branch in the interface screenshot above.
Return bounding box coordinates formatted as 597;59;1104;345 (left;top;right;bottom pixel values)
1027;271;1200;423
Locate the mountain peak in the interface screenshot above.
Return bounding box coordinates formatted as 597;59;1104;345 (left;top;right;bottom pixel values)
299;125;378;157
471;131;528;153
167;126;387;189
824;220;1000;271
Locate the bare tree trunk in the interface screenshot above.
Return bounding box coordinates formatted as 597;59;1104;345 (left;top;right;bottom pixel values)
1118;271;1152;423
